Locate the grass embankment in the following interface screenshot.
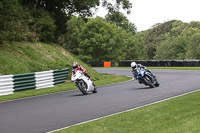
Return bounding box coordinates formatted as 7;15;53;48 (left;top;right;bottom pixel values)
0;42;131;102
55;90;200;133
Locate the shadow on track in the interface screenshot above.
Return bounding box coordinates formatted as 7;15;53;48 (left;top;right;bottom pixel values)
133;86;153;90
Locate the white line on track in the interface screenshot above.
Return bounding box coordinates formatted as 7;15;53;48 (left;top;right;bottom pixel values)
47;88;200;133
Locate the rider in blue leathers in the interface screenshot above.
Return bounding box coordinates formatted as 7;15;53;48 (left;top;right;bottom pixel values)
131;62;155;84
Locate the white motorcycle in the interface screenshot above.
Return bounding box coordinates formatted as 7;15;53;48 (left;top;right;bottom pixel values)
71;70;97;95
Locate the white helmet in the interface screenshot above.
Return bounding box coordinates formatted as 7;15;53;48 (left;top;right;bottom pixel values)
72;61;78;69
131;62;137;69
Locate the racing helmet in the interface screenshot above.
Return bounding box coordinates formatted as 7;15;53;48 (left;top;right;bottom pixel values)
72;61;78;69
131;62;137;70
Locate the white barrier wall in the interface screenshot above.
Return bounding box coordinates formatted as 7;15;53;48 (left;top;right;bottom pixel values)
35;70;54;89
0;75;14;96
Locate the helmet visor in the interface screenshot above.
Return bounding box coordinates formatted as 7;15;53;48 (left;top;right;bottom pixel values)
73;66;78;69
132;66;136;69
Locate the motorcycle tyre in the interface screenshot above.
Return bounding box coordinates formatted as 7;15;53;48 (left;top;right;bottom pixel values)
78;80;88;95
143;76;155;88
154;79;160;87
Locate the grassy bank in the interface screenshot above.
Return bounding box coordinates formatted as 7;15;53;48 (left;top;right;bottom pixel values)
55;90;200;133
0;42;100;80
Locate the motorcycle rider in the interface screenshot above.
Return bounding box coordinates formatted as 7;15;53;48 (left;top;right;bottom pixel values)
72;61;96;87
131;61;155;84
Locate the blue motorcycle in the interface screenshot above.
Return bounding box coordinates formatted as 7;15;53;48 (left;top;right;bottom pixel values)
134;68;159;88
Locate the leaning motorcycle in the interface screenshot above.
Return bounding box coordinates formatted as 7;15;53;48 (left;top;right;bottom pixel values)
71;70;97;95
133;68;159;88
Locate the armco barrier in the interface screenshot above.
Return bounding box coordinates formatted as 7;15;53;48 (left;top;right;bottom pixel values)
119;60;200;67
0;68;69;96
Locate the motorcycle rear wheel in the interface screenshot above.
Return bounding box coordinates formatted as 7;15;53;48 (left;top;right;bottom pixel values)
143;76;155;88
92;86;97;93
154;78;160;87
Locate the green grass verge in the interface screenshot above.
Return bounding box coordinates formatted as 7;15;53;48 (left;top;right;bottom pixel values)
94;67;200;70
54;90;200;133
0;74;131;102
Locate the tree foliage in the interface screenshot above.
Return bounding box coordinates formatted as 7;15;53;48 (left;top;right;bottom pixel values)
64;16;86;54
0;0;57;43
63;15;144;63
21;0;132;39
140;20;200;60
78;17;126;62
105;12;136;34
0;0;25;43
1;0;132;44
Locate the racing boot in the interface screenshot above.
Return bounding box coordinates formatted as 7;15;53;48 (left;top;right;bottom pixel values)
91;80;97;93
75;82;79;87
138;79;142;84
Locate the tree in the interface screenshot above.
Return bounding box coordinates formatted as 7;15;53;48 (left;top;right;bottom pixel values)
30;8;56;42
21;0;132;39
154;36;187;60
184;28;200;59
144;20;177;59
64;16;86;54
105;12;136;34
124;34;147;60
102;0;132;14
78;17;126;62
0;0;25;43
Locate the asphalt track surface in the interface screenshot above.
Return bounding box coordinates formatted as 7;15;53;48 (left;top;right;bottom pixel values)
0;68;200;133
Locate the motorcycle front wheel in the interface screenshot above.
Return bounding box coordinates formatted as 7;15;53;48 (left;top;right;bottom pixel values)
143;75;155;88
78;80;88;95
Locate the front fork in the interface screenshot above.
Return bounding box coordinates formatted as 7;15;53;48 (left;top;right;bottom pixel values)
146;72;155;84
75;81;79;87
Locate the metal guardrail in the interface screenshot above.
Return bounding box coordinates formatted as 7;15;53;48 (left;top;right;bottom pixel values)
0;68;69;96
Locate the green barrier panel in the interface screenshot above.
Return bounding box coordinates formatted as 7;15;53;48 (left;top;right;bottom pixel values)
13;73;35;77
53;69;68;86
54;80;66;85
54;76;68;82
14;85;36;91
14;82;35;88
53;71;68;76
14;79;36;84
13;73;36;91
13;75;35;81
53;74;68;79
53;68;69;73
